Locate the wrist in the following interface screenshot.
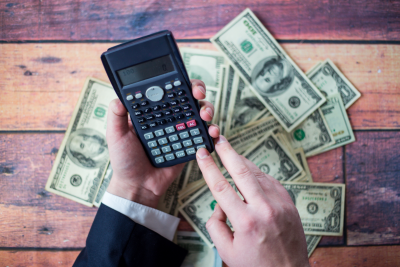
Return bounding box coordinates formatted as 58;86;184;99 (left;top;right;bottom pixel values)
106;175;160;208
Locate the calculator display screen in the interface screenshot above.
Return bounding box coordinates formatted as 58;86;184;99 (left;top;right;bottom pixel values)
117;55;175;86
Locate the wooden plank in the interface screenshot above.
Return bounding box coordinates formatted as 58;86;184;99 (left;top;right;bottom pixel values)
0;250;80;266
1;0;400;41
346;131;400;246
1;43;399;131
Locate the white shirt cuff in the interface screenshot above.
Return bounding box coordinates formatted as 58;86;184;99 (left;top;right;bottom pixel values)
101;191;180;241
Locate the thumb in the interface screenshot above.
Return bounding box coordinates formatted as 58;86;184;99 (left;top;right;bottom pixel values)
107;99;130;143
206;204;233;253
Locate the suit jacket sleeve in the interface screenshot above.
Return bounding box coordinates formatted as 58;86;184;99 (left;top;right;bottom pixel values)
73;204;188;267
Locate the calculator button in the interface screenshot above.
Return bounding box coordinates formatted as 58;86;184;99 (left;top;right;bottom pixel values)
145;115;155;120
155;156;165;164
165;110;173;116
154;129;164;137
167;117;176;123
132;103;140;109
155;112;163;118
158;138;168;145
165;84;173;90
135;93;143;99
176;123;186;131
148;141;157;148
165;126;175;134
144;132;154;140
174;80;182;86
162;145;172;153
186;148;196;155
185;111;194;117
135;110;143;116
176;150;185;158
141;101;149;106
170;100;178;106
167;93;176;98
158;119;167;125
176;114;185;120
172;143;182;150
138;117;146;123
187;120;197;128
141;124;149;130
179;131;190;139
180;97;189;104
149;122;158;127
193;137;203;144
190;128;200;136
177;90;185;96
182;104;191;110
144;108;152;113
197;144;206;150
165;154;175;161
153;105;161;111
126;95;134;101
162;103;170;108
146;86;164;102
169;134;179;142
173;107;182;113
183;140;193;147
151;148;161;156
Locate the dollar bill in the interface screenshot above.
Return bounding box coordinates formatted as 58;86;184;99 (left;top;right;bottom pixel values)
45;78;116;206
307;59;361;109
211;8;326;132
180;47;225;88
182;161;203;189
281;182;345;236
178;180;207;206
219;65;236;135
93;160;113;207
177;231;223;267
293;148;313;183
213;65;227;124
318;93;356;153
285;109;335;157
306;235;321;258
242;132;303;182
204;86;222;125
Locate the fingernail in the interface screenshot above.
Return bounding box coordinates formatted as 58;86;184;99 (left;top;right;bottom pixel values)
216;135;227;144
197;85;206;95
197;148;210;159
205;107;213;117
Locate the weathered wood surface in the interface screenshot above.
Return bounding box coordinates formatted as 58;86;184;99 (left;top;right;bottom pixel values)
0;250;81;266
2;0;400;41
1;43;399;131
346;131;400;246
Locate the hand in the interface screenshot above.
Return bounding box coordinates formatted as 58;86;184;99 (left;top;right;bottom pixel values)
196;136;310;267
106;79;220;208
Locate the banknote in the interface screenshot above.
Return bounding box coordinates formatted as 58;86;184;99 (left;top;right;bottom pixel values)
45;78;116;206
182;161;203;189
281;182;346;235
219;65;236;135
318;93;356;153
285;109;335;157
306;235;321;258
180;47;225;88
211;8;326;132
93;161;113;207
204;86;222;125
307;59;361;109
178;180;207;206
293;148;313;183
213;65;227;124
177;231;223;267
242;132;303;182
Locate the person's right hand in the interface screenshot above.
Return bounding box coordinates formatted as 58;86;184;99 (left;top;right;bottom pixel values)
196;135;310;267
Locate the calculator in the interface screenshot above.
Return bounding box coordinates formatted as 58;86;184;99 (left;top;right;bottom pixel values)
101;30;215;167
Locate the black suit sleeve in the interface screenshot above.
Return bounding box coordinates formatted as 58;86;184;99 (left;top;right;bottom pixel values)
73;204;187;267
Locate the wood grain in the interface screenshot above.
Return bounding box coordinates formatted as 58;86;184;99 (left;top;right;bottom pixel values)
1;43;399;131
0;250;81;266
1;0;400;41
346;131;400;246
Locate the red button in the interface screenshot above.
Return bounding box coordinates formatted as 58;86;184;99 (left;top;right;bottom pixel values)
187;120;196;128
176;123;186;131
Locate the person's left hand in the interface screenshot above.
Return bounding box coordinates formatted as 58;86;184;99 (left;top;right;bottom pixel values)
106;79;220;208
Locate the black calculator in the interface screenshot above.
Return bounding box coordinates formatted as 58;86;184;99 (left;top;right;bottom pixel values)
101;30;215;167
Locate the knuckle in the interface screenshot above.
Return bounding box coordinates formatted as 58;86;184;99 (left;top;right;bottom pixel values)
206;218;216;229
240;217;257;232
213;180;230;194
233;164;253;180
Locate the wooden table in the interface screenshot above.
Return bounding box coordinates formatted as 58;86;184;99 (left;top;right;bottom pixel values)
1;1;400;266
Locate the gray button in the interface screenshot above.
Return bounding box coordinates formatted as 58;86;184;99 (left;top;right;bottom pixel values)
148;141;157;148
165;126;175;134
165;84;173;90
146;86;164;102
179;131;190;139
155;156;165;164
165;154;175;161
172;143;182;150
154;129;164;137
135;93;143;99
197;144;206;150
193;137;203;144
151;148;161;156
158;138;168;145
162;146;172;153
126;95;134;101
173;80;181;86
176;150;185;158
190;128;200;136
144;132;154;140
183;140;193;147
169;134;179;142
186;148;196;155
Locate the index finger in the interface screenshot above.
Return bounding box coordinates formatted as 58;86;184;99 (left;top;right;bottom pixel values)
196;148;246;219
